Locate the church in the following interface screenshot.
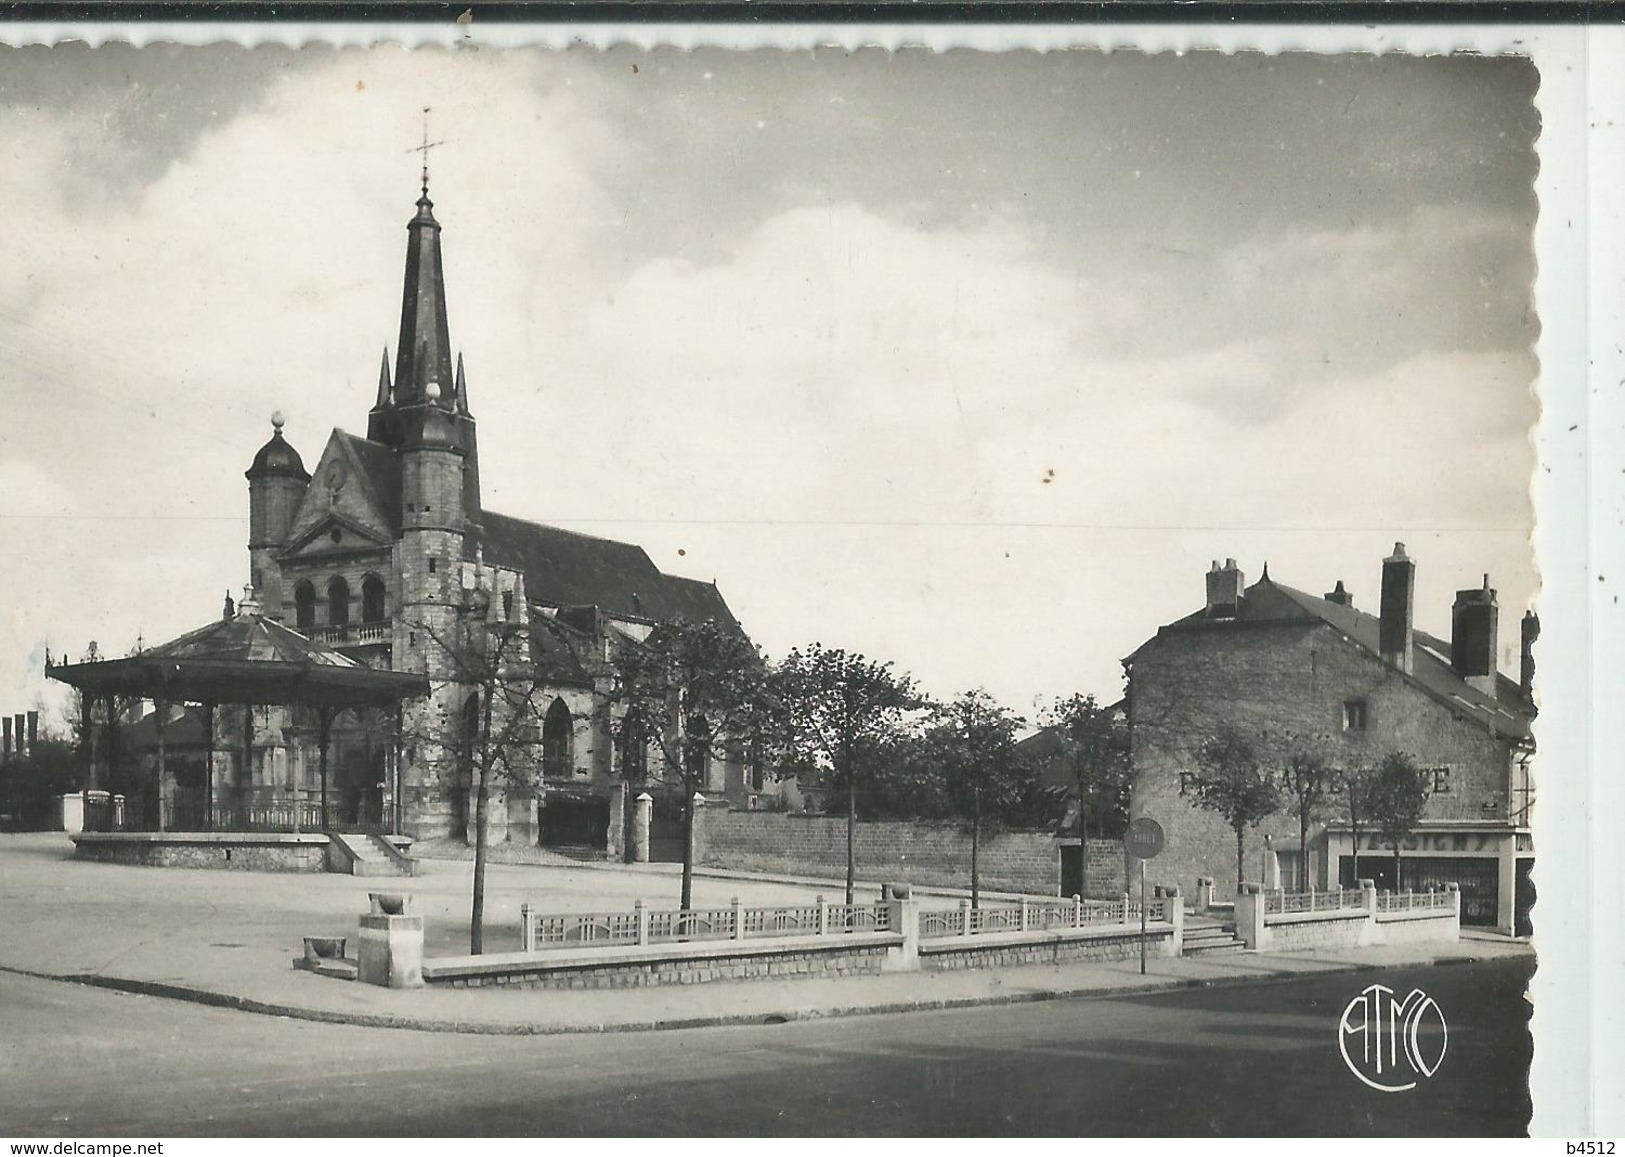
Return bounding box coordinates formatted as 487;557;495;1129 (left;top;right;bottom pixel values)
240;177;748;853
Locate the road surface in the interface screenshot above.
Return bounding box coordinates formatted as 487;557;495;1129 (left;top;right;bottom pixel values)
0;957;1531;1136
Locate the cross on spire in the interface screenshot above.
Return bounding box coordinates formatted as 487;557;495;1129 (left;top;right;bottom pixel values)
411;106;444;197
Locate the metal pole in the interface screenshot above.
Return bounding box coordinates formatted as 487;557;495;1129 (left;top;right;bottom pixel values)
1139;857;1147;976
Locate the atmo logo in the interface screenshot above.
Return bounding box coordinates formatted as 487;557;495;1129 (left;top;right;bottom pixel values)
1338;983;1449;1092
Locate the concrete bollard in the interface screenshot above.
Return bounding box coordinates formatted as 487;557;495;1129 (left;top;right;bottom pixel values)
633;792;653;864
357;897;424;988
1196;877;1215;912
1163;885;1184;957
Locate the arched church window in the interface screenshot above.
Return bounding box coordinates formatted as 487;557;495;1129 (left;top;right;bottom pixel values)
361;575;387;623
543;698;573;780
293;581;316;631
327;576;350;627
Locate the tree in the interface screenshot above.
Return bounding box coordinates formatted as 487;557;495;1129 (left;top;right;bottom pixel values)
925;690;1035;909
1042;693;1131;895
1185;730;1281;890
408;593;550;955
1338;759;1378;886
609;617;773;910
1364;751;1430;892
770;644;925;905
1279;736;1337;891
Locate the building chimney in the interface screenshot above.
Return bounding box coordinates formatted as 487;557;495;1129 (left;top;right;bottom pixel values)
1520;609;1540;699
1379;543;1415;673
1324;580;1353;607
1451;575;1499;695
1205;558;1245;619
238;585;262;619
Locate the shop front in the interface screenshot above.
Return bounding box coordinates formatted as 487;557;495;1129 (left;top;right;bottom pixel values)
1325;823;1531;936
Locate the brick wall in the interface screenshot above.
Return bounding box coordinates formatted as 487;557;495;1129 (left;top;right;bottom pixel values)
72;836;328;872
1129;620;1516;899
695;811;1125;896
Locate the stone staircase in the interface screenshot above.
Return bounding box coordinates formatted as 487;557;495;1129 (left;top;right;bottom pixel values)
330;832;416;877
1182;920;1249;956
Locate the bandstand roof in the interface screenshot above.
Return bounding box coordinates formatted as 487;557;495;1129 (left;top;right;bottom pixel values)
47;608;428;711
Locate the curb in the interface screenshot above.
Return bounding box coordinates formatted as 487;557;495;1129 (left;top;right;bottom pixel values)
0;951;1520;1038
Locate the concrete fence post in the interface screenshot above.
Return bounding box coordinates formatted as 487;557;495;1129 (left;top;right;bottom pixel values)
881;895;921;973
817;894;828;937
1357;878;1379;947
1164;885;1184;957
1072;894;1083;928
635;898;649;946
1234;882;1265;950
1196;877;1214;912
520;903;536;952
959;898;972;936
1445;882;1462;942
1122;892;1131;925
1019;897;1030;933
731;896;744;940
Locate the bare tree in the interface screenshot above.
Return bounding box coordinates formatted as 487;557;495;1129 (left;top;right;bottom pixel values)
407;593;549;954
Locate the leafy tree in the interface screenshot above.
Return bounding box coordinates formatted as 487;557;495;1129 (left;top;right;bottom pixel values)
925;690;1035;908
1338;759;1379;886
408;594;550;955
1364;751;1430;892
1042;693;1131;894
770;644;926;904
609;617;774;910
1185;730;1281;891
1279;736;1338;891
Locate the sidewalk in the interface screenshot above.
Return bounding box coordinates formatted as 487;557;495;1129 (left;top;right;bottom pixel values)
0;833;1532;1036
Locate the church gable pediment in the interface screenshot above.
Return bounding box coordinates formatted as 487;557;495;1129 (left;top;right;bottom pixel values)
280;510;393;560
285;431;395;549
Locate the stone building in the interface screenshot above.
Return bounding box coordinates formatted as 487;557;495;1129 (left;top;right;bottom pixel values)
1124;546;1535;934
238;180;748;851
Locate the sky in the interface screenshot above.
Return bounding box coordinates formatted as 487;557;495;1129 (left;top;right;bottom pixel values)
0;44;1541;730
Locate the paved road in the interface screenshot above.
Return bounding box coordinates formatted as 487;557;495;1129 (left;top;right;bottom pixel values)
0;957;1530;1137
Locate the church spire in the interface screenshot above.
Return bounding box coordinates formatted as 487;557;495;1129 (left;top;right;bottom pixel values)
392;184;456;413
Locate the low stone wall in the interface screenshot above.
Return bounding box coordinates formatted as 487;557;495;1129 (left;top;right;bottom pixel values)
1372;911;1462;946
422;934;902;990
921;926;1173;970
1256;911;1370;952
1234;883;1461;951
697;811;1125;896
71;832;330;872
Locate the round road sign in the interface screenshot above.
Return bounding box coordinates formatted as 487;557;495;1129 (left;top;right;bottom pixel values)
1125;816;1165;860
